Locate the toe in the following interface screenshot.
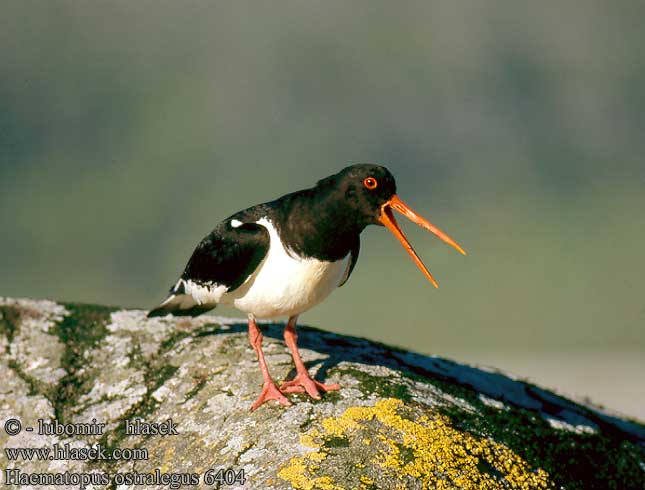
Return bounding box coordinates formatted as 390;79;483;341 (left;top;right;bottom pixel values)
318;382;341;392
303;381;322;399
249;383;292;411
280;384;306;393
279;374;341;400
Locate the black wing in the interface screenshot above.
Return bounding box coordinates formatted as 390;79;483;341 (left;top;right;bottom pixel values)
181;220;270;291
338;238;360;287
148;217;269;317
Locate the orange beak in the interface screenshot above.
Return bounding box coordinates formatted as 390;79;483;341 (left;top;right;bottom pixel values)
378;195;466;288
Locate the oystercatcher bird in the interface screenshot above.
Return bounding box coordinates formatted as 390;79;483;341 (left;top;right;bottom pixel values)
149;164;465;410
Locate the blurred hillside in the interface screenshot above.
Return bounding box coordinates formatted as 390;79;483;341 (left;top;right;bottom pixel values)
1;2;644;418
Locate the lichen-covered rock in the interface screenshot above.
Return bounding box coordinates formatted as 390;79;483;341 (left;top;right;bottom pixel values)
1;297;643;489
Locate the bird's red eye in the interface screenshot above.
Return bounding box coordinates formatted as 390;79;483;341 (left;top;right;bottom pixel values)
363;177;378;190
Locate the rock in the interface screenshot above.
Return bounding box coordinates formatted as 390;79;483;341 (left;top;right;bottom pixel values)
1;297;644;489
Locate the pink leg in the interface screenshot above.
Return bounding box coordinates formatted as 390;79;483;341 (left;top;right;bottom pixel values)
248;315;291;411
280;315;340;399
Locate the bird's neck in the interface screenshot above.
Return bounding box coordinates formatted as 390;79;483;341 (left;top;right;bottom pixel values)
275;189;363;261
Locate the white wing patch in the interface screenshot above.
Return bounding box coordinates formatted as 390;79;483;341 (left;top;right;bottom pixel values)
183;279;227;306
162;279;227;310
230;219;243;228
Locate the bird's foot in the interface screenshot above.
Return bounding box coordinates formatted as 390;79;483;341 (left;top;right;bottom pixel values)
280;372;340;400
250;381;292;411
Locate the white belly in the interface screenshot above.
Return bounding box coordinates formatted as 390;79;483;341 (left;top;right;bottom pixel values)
221;217;350;318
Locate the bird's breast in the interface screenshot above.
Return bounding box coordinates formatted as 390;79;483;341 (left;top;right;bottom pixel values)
222;217;350;318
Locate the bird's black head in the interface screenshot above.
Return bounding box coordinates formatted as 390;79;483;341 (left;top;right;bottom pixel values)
315;164;397;225
314;163;466;287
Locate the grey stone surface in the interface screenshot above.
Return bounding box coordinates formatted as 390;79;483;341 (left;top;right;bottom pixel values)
0;297;644;489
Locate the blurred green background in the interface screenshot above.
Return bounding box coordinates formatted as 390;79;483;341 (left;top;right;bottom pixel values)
1;1;643;419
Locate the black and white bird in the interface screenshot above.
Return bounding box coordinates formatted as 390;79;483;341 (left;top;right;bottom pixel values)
148;164;465;410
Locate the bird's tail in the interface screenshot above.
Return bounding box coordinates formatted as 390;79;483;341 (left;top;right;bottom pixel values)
147;279;218;318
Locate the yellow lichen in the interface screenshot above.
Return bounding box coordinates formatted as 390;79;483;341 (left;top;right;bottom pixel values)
307;451;328;463
359;475;374;485
278;398;552;490
301;432;321;448
277;457;346;490
159;446;175;474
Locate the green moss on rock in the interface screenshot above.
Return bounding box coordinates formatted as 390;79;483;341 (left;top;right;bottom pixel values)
337;367;412;402
51;303;116;422
0;305;20;346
